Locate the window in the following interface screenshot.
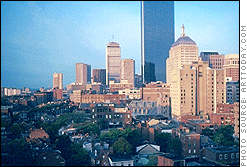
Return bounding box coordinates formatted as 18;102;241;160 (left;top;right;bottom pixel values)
219;154;223;160
231;153;235;159
236;153;239;158
224;154;228;159
189;149;191;153
194;149;196;153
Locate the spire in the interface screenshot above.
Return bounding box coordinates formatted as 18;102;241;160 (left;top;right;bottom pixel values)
181;24;185;37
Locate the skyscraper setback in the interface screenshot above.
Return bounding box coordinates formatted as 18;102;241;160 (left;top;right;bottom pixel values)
141;1;174;83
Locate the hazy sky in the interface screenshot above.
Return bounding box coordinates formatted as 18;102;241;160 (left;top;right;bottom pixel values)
1;1;239;89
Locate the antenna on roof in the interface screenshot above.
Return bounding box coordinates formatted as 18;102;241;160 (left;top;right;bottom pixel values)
181;24;185;37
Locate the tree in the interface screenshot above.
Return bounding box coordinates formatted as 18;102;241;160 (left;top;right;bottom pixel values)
113;137;133;155
145;155;158;166
213;125;236;146
10;123;24;139
154;132;172;152
3;138;34;166
167;138;182;156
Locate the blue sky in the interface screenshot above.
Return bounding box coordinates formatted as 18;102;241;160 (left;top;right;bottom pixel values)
1;1;239;89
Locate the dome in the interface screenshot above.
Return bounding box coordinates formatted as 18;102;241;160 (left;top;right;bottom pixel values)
171;36;196;47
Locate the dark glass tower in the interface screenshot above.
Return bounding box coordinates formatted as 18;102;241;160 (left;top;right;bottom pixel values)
141;1;174;84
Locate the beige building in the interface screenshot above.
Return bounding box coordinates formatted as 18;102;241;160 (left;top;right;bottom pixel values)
166;25;199;85
209;54;225;69
121;59;135;84
119;89;140;99
106;42;121;85
109;80;134;92
76;63;91;84
53;73;63;89
171;61;226;120
140;81;170;107
223;54;239;81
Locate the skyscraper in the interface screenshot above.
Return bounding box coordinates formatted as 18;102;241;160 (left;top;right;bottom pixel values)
76;63;91;84
141;1;174;83
92;69;106;85
223;54;239;81
53;73;63;89
106;42;121;85
121;59;135;84
166;25;198;85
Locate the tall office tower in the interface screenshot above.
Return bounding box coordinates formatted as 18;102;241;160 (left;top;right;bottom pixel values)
53;73;63;89
92;69;106;85
171;60;226;120
200;51;219;62
106;42;121;85
121;59;135;84
208;54;225;69
141;1;174;84
223;54;239;81
76;63;91;84
166;25;199;85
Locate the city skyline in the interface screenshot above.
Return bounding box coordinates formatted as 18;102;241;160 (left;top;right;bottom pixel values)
1;1;239;89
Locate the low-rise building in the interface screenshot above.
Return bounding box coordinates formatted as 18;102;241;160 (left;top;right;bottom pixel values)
158;153;185;166
205;146;239;165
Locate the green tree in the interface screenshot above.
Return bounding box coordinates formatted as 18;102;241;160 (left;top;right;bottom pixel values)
213;125;235;146
4;138;34;166
154;132;172;152
113;137;133;155
10;123;24;139
167;138;182;156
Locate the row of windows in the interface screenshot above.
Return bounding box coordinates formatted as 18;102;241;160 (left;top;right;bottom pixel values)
219;153;239;160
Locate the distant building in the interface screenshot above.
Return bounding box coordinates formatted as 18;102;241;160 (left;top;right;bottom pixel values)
90;103;132;129
144;62;156;84
53;73;63;89
134;74;142;88
128;100;171;120
208;54;225;69
158;153;185;166
3;87;21;96
166;25;199;85
226;81;239;104
119;89;141;99
140;81;171;108
53;88;63;101
106;42;121;85
109;80;134;92
210;102;239;127
121;59;135;85
92;69;106;85
104;154;134;166
141;1;174;83
204;146;239;165
223;54;239;81
34;91;53;105
170;60;226;120
76;63;91;84
200;51;219;62
172;126;201;158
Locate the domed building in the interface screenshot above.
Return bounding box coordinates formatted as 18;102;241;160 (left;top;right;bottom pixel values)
166;25;199;84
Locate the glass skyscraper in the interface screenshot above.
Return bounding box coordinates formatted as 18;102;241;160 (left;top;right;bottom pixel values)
141;1;174;83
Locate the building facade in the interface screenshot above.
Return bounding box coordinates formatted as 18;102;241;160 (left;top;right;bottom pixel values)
106;42;121;85
170;60;226;120
209;54;225;69
226;81;239;104
76;63;91;84
223;54;239;81
166;25;199;85
200;51;219;62
92;69;106;85
53;73;63;89
121;59;135;85
141;1;174;83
